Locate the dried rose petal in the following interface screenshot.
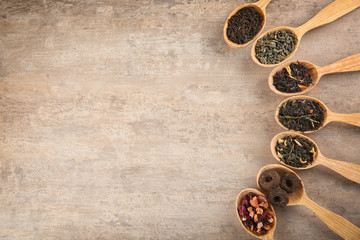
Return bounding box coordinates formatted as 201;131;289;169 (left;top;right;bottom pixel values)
238;205;248;218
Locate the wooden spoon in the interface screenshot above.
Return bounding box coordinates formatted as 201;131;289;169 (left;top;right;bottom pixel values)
251;0;360;67
268;53;360;96
223;0;272;48
236;188;277;240
275;95;360;133
271;131;360;183
257;164;360;240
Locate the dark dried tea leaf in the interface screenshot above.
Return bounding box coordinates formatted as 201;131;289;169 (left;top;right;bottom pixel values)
227;7;264;44
275;135;316;168
255;30;297;64
278;99;325;132
273;62;313;93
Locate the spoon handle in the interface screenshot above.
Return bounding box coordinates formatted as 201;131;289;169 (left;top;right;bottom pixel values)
317;155;360;183
327;112;360;127
256;0;272;10
301;195;360;240
317;53;360;76
262;234;274;240
295;0;360;37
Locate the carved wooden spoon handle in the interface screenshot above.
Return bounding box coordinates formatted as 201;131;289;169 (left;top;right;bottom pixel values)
327;112;360;127
317;155;360;183
256;0;272;10
301;196;360;240
296;0;360;36
317;53;360;75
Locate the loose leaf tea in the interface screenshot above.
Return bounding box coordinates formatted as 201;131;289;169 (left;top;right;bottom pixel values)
273;62;313;93
226;7;264;44
275;135;316;168
255;30;297;64
278;99;325;132
238;193;275;235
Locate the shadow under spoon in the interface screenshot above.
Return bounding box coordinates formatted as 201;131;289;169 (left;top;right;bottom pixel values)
257;164;360;240
271;131;360;183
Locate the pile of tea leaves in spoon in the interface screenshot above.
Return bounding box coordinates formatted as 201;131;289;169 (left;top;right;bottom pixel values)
255;30;297;64
226;7;264;44
273;62;313;93
278;99;325;132
275;135;316;168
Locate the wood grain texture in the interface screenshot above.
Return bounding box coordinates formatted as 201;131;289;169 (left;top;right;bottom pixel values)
296;0;360;36
317;53;360;75
0;0;359;239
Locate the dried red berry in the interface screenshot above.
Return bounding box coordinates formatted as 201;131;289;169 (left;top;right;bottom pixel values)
237;192;274;235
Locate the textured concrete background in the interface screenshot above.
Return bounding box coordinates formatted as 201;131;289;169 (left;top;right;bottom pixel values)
0;0;359;239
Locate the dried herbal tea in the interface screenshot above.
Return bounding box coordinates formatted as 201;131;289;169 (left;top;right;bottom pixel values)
226;7;264;44
273;62;313;93
255;30;297;64
275;136;316;167
238;193;275;235
278;99;325;132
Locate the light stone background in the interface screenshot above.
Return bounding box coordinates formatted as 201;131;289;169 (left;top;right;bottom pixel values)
0;0;359;239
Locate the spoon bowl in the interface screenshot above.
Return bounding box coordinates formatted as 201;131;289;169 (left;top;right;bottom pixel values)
270;131;319;170
257;164;360;239
251;26;300;68
275;95;360;133
268;61;319;95
271;131;360;183
224;0;271;48
251;0;360;66
256;164;304;205
236;188;276;240
274;95;328;133
268;53;360;96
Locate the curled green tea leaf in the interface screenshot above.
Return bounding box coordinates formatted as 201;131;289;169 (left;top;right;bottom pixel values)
255;30;297;64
